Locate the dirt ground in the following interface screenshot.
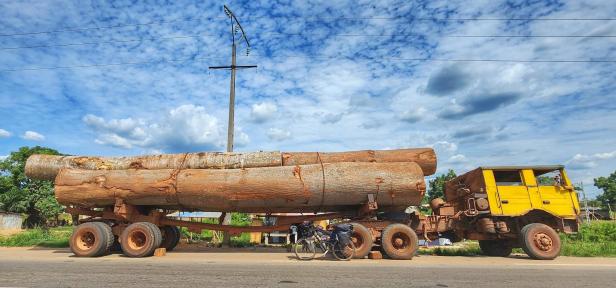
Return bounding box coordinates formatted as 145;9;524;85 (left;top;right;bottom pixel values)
1;246;615;287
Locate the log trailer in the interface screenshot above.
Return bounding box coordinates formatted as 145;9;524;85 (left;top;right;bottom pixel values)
25;149;580;260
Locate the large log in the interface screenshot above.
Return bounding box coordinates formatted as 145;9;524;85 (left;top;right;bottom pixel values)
26;151;282;181
281;148;436;175
54;162;426;213
26;148;437;180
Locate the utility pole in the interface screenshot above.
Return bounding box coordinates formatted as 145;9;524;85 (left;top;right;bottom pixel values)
210;5;257;153
209;5;256;247
580;182;590;224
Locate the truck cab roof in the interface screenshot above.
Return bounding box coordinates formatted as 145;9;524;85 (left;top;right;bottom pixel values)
478;165;564;176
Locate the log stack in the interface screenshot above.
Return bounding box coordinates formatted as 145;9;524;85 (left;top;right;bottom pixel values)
26;148;437;213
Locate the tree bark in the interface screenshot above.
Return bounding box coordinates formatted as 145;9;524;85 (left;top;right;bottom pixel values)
27;148;436;181
54;162;426;213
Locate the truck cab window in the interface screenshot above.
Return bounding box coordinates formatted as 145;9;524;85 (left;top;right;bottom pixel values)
535;170;562;186
493;170;523;186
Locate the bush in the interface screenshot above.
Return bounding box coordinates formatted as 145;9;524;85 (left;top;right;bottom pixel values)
566;221;616;242
0;226;71;247
559;221;616;257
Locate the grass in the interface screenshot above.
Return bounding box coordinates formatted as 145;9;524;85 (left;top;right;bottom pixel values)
179;213;256;247
420;221;616;257
418;241;482;256
3;220;614;256
0;226;71;248
560;221;616;257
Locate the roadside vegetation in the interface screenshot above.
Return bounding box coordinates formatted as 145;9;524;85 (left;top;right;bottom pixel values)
3;221;614;258
419;221;616;257
178;213;254;247
0;226;71;248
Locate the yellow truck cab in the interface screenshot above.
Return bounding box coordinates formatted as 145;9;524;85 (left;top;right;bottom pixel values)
437;165;580;260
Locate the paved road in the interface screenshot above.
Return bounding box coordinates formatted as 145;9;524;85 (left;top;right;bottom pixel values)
1;247;615;287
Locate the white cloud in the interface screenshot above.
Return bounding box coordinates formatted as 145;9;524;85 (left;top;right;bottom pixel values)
21;131;45;141
567;151;616;170
0;155;7;161
400;107;427;123
448;154;468;164
0;128;11;138
267;128;292;141
430;141;458;153
250;102;278;123
83;104;248;152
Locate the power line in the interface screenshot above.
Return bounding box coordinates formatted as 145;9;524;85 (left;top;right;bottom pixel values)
262;32;616;38
1;16;614;38
0;56;225;72
247;54;616;63
0;16;227;37
2;55;615;73
0;33;219;50
2;32;615;51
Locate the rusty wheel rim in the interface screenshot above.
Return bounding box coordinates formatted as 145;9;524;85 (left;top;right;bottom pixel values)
392;232;410;250
76;230;96;251
352;234;364;249
533;232;553;252
127;230;148;251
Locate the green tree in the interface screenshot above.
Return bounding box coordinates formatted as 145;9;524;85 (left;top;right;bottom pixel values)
537;175;554;186
0;146;64;227
594;171;616;208
426;169;457;201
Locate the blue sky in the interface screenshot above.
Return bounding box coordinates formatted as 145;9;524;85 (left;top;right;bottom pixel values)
0;0;615;197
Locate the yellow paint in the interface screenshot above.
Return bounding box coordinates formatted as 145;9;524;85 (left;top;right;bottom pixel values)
522;170;543;210
249;218;263;244
483;168;580;218
483;170;502;215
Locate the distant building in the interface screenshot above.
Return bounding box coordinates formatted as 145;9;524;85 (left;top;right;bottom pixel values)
580;207;612;220
0;211;23;230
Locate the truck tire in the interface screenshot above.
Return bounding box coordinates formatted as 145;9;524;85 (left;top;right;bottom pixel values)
479;240;513;257
160;226;181;251
120;222;162;257
349;223;373;259
520;223;561;260
380;224;418;260
70;222;113;257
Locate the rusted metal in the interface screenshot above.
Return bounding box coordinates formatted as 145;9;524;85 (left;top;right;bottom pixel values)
26;148;437;181
476;218;496;233
55;162;426;213
67;206;339;234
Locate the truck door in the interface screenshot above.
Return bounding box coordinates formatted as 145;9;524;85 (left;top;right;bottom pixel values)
493;170;533;215
533;169;578;217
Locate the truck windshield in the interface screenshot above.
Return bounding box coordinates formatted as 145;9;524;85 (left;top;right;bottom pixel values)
493;170;523;186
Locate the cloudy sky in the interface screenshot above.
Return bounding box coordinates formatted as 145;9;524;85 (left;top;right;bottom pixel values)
0;0;614;197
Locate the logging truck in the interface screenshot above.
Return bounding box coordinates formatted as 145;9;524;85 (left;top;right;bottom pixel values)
24;149;579;260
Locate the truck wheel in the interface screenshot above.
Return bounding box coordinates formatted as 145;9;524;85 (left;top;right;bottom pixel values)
380;224;418;260
479;240;513;257
520;223;561;260
160;226;181;251
120;222;162;257
349;223;373;259
70;222;113;257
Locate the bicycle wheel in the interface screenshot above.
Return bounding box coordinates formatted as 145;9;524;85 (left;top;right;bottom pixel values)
294;238;316;260
332;241;356;261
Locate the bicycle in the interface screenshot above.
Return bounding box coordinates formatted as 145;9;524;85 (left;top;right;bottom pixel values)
293;223;356;261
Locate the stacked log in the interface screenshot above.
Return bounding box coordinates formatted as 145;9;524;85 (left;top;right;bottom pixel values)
54;162;426;213
25;151;282;181
25;148;436;181
26;148;435;212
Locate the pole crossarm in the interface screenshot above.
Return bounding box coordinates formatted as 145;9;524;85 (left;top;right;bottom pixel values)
209;65;258;70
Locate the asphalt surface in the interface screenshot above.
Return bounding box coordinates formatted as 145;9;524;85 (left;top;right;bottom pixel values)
1;247;615;287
